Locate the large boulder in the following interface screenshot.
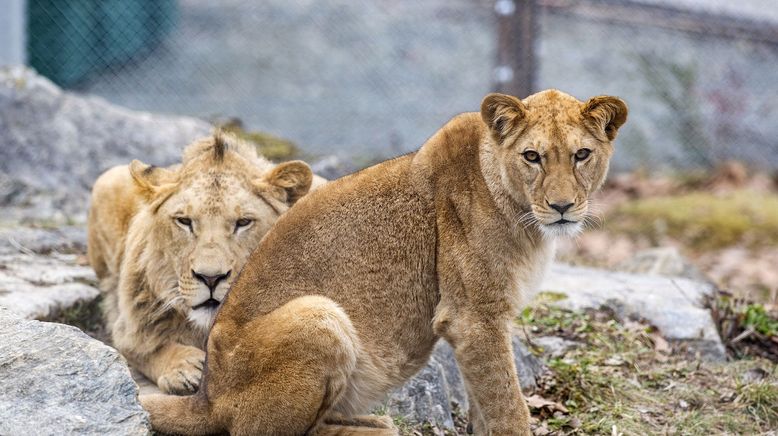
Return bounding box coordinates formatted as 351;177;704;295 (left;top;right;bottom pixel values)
615;246;709;283
0;66;210;223
0;226;98;320
0;307;150;435
541;263;726;360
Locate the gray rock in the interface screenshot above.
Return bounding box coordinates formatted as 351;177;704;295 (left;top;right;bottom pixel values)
387;348;456;430
0;227;98;319
512;336;544;392
385;338;544;431
0;225;87;256
0;66;210;223
310;155;359;181
615;246;709;282
532;336;582;359
0;307;150;435
541;263;726;360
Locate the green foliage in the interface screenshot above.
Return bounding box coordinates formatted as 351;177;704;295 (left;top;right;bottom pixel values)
220;123;300;161
610;190;778;250
743;304;778;337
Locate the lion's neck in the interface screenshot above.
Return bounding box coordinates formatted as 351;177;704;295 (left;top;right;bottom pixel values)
478;138;543;244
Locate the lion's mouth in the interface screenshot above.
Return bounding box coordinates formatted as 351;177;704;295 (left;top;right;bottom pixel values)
192;298;221;311
551;218;577;225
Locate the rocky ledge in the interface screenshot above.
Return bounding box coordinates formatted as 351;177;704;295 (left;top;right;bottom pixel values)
0;307;150;435
0;66;209;223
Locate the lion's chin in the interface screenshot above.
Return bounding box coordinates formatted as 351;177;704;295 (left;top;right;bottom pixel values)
188;306;219;330
540;221;583;239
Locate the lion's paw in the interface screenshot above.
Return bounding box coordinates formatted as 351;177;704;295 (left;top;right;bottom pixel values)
156;348;205;395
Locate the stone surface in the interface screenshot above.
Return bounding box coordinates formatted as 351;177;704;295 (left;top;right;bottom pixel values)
0;225;88;255
616;246;709;282
532;336;582;359
0;226;98;320
0;307;150;435
540;263;726;360
0;66;210;223
0;252;98;320
387;346;457;430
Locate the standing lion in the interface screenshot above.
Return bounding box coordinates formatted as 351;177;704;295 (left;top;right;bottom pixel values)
88;132;320;394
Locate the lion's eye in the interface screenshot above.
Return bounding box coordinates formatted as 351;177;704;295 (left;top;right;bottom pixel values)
175;217;193;232
235;218;253;232
523;150;541;164
575;148;592;161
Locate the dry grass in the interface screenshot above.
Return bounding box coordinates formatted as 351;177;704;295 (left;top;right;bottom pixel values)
219;123;301;161
395;299;777;435
609;190;778;251
519;301;778;435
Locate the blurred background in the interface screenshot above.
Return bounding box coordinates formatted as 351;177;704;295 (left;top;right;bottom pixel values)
1;0;776;301
1;2;777;433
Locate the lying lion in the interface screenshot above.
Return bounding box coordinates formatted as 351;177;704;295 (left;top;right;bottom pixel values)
142;90;627;435
88;132;322;394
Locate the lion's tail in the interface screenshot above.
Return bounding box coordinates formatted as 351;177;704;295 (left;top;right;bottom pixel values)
140;392;222;435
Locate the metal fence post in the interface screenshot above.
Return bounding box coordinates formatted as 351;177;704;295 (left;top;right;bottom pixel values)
494;0;537;98
0;0;27;66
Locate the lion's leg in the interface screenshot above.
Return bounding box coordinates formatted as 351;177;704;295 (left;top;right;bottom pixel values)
206;296;374;436
324;412;396;429
461;377;487;434
314;423;399;436
316;411;399;435
437;314;530;436
143;343;206;395
112;314;205;395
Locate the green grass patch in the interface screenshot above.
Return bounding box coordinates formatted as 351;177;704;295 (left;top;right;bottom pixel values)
520;303;778;435
220;124;300;161
609;190;778;250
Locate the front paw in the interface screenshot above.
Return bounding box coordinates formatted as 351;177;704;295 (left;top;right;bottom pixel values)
156;348;205;395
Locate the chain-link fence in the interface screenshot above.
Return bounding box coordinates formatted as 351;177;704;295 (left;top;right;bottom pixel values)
23;0;778;170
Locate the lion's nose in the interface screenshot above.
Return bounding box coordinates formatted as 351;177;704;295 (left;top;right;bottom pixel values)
548;201;574;214
192;270;232;294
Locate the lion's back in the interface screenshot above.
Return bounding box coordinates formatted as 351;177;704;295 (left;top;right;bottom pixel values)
87;165;141;285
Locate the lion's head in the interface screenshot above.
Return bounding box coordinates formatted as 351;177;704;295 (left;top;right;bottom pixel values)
480;89;627;238
128;132;313;329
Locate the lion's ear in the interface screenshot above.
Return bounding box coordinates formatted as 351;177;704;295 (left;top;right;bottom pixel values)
480;93;528;142
129;160;177;201
261;160;313;205
581;96;628;141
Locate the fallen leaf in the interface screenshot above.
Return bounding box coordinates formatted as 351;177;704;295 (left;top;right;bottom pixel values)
534;424;551;436
603;355;626;366
75;254;90;266
650;331;671;354
526;394;569;413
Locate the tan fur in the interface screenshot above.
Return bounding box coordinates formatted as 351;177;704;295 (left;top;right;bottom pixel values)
87;132;319;395
141;90;627;435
